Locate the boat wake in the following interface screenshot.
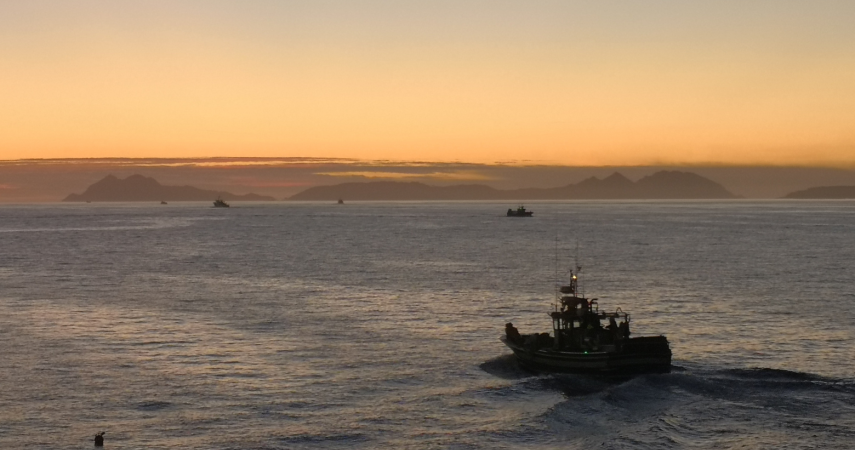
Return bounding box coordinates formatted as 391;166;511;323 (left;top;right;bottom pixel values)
480;358;855;449
478;354;530;380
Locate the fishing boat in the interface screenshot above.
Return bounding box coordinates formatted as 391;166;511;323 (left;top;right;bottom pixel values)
507;206;533;217
338;198;344;204
501;268;671;373
213;197;230;208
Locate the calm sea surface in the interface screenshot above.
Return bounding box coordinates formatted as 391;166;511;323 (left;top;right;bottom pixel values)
1;201;853;449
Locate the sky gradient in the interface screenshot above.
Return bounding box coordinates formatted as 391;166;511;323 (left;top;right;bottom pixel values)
2;1;854;166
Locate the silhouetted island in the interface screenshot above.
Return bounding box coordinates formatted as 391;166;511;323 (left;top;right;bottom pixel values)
63;175;275;202
783;186;855;199
289;171;737;200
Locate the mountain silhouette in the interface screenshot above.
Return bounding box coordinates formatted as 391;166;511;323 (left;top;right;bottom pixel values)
634;171;736;199
289;170;736;200
783;186;855;199
63;174;275;202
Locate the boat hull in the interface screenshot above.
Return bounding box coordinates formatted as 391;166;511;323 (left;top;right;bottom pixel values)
501;336;671;374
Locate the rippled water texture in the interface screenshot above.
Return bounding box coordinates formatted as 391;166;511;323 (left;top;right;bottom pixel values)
1;201;853;449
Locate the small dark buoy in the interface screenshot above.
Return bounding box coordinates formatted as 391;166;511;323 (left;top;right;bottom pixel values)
94;431;105;446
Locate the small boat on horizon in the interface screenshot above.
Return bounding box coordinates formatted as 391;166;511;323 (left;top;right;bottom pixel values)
507;206;533;217
160;200;168;205
502;267;671;374
338;198;344;204
213;197;230;208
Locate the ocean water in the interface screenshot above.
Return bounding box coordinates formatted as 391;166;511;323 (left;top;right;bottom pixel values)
0;201;853;449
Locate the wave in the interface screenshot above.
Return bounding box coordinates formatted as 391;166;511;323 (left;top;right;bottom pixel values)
136;400;173;411
720;367;832;382
276;432;368;447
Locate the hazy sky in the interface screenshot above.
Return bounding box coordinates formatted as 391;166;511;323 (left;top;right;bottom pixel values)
2;1;854;166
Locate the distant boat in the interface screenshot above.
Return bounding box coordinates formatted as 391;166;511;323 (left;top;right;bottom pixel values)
213;197;230;208
507;206;533;217
160;200;168;205
338;198;344;204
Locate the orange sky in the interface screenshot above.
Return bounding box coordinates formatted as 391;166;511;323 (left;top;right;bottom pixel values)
1;1;854;166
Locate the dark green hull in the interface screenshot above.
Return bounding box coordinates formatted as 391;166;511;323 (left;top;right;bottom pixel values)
501;335;671;374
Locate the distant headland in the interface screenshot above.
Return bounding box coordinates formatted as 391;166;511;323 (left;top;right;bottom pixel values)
783;186;855;199
63;175;275;202
289;171;738;200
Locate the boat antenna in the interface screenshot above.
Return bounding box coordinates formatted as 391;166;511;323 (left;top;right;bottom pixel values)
575;240;583;298
554;235;559;309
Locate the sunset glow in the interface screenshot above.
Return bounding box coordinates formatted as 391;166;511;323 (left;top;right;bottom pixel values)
2;1;854;166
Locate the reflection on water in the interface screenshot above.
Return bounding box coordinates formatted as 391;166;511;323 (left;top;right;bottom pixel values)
0;201;854;448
